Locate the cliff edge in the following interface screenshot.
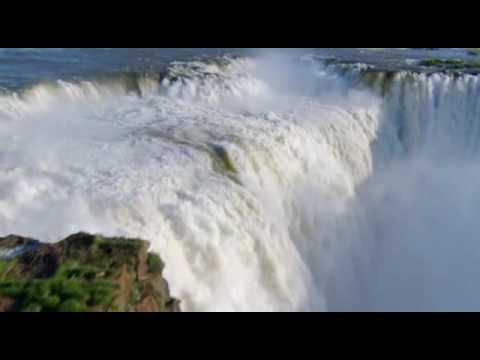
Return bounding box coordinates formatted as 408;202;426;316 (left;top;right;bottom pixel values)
0;233;180;312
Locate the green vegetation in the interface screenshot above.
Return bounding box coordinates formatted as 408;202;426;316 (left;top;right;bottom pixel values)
0;233;178;312
94;236;143;253
419;58;480;69
58;299;88;312
467;49;480;56
58;262;98;280
420;59;463;67
0;261;116;312
147;253;163;274
129;281;143;306
94;235;143;270
0;259;18;281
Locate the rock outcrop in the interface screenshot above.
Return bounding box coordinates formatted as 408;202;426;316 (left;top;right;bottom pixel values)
0;233;180;312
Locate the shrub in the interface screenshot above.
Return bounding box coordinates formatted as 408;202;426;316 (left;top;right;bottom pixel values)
147;253;163;274
59;299;88;312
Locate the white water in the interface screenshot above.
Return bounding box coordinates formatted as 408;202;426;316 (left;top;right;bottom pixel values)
0;54;479;311
352;72;480;311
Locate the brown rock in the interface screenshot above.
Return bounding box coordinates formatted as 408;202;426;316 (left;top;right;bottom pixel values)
0;297;15;312
136;241;150;282
136;296;160;312
114;264;133;311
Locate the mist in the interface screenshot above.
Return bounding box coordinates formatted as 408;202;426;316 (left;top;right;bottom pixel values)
340;156;480;311
327;72;480;311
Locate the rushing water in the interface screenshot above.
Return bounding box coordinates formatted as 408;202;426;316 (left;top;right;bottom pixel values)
0;48;479;311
